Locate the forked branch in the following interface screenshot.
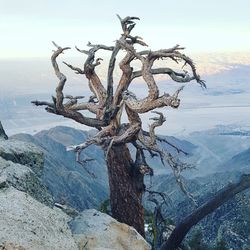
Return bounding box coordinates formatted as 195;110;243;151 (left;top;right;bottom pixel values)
32;42;105;128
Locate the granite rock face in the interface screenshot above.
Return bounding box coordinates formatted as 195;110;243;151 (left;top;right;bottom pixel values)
0;139;44;177
0;137;53;206
69;209;151;250
0;137;74;249
0;157;53;206
0;188;78;250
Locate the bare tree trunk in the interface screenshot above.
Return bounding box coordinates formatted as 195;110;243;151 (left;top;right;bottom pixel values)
106;144;145;237
160;174;250;250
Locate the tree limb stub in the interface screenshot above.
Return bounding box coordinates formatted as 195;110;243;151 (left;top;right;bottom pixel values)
63;61;85;74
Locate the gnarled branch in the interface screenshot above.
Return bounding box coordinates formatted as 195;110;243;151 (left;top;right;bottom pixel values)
122;86;184;114
31;42;105;128
51;41;71;110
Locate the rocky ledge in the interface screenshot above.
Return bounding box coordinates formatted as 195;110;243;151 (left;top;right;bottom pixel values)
0;135;150;250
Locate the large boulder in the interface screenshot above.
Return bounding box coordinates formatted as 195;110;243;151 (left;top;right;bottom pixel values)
0;157;53;206
0;188;78;250
69;209;151;250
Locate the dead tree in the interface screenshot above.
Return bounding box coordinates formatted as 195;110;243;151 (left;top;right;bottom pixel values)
32;15;206;237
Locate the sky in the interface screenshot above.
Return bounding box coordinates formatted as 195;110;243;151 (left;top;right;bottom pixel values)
0;0;250;136
0;0;250;59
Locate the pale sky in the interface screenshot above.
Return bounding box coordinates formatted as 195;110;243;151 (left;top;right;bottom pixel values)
0;0;250;59
1;0;250;136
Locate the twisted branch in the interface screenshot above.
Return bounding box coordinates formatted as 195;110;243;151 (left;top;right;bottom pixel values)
148;111;166;146
31;42;105;128
122;86;184;114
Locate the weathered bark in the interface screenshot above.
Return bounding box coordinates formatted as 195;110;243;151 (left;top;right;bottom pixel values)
160;174;250;250
0;121;8;140
106;144;145;237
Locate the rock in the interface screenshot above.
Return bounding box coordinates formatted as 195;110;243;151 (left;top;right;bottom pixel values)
69;209;151;250
0;188;78;250
0;242;26;250
0;175;8;189
0;121;8;140
0;157;53;206
0;139;43;177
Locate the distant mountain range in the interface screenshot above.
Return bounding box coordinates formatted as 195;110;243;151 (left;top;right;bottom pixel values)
184;125;250;176
219;147;250;172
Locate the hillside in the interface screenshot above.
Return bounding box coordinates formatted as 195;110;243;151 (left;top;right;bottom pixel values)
145;172;250;249
219;147;250;173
